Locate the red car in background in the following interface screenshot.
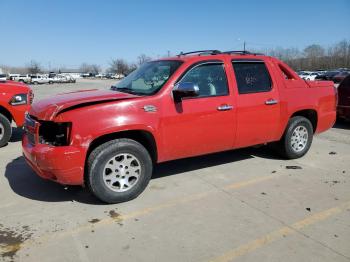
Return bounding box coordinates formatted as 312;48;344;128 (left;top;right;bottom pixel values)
0;80;33;147
333;71;350;83
337;75;350;121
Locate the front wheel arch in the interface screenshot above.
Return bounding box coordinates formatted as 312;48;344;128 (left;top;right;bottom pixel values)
85;130;158;177
86;138;153;203
0;106;13;123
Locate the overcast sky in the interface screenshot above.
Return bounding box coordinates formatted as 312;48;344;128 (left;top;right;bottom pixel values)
1;0;349;69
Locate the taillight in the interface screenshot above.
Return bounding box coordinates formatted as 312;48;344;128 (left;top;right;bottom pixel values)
334;85;338;110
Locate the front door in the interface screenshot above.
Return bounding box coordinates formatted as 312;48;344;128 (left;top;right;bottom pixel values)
160;61;236;161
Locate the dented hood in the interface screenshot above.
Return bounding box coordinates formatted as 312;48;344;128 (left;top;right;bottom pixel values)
29;89;139;120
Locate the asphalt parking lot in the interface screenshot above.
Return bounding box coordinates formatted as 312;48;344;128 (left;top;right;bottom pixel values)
0;79;349;262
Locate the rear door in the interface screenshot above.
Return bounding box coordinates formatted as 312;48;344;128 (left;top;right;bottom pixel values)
231;59;281;148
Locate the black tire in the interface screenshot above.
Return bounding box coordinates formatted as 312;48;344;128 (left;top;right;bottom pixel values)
33;81;38;85
87;139;153;204
49;81;53;84
277;116;313;159
0;114;12;147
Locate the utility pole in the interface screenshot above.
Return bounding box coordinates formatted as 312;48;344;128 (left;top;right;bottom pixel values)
243;41;246;52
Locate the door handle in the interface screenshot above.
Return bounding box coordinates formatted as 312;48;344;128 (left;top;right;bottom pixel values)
265;99;278;105
217;104;233;111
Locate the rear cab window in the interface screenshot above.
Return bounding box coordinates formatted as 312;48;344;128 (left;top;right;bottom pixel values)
231;60;272;94
278;63;297;80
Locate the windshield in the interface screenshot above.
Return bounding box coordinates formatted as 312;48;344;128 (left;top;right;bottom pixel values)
112;60;183;95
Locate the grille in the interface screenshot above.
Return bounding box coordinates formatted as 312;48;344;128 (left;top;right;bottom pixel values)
24;115;37;145
27;133;36;145
29;91;34;104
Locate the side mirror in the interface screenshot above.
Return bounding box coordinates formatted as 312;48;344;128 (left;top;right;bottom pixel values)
173;82;199;102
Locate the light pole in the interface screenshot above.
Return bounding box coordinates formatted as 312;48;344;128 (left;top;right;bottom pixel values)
238;38;246;51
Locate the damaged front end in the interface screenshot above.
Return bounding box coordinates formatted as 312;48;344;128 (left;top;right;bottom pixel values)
39;121;71;146
23;114;85;185
25;114;71;146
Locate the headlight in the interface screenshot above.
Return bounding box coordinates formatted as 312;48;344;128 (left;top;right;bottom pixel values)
39;122;72;146
9;94;28;105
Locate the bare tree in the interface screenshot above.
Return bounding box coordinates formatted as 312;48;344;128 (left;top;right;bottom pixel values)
137;54;151;66
79;63;100;74
27;60;41;74
255;40;350;71
109;59;130;75
303;44;325;58
128;63;138;73
79;63;90;74
91;64;101;75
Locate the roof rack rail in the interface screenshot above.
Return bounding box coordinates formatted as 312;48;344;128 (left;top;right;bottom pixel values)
177;50;221;57
223;50;264;55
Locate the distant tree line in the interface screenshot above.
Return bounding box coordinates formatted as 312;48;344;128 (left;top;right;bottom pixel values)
2;42;349;75
257;39;350;71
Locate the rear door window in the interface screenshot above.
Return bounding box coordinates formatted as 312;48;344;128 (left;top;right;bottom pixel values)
232;60;272;94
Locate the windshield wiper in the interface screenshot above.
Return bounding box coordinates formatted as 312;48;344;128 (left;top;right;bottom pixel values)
111;86;145;96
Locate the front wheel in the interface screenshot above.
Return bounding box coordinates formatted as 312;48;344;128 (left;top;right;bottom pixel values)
87;139;153;203
277;116;313;159
0;114;12;147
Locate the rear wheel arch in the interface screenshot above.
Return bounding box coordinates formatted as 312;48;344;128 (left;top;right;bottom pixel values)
290;109;318;133
276;116;313;159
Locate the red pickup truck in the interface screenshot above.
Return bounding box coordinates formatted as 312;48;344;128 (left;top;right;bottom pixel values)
22;50;336;203
0;80;33;147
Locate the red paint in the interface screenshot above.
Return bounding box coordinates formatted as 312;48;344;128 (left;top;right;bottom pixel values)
22;54;336;185
0;80;32;127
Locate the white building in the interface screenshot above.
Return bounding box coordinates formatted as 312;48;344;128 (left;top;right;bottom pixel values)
59;69;82;79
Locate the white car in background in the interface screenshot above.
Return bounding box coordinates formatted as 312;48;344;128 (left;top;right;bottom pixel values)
95;74;106;79
111;74;125;80
47;74;76;84
31;75;49;84
13;74;31;83
298;72;320;81
0;74;7;81
306;72;321;81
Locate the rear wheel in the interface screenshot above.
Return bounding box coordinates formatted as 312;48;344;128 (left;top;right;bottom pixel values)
0;114;12;147
277;116;313;159
87;139;153;203
33;81;38;85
